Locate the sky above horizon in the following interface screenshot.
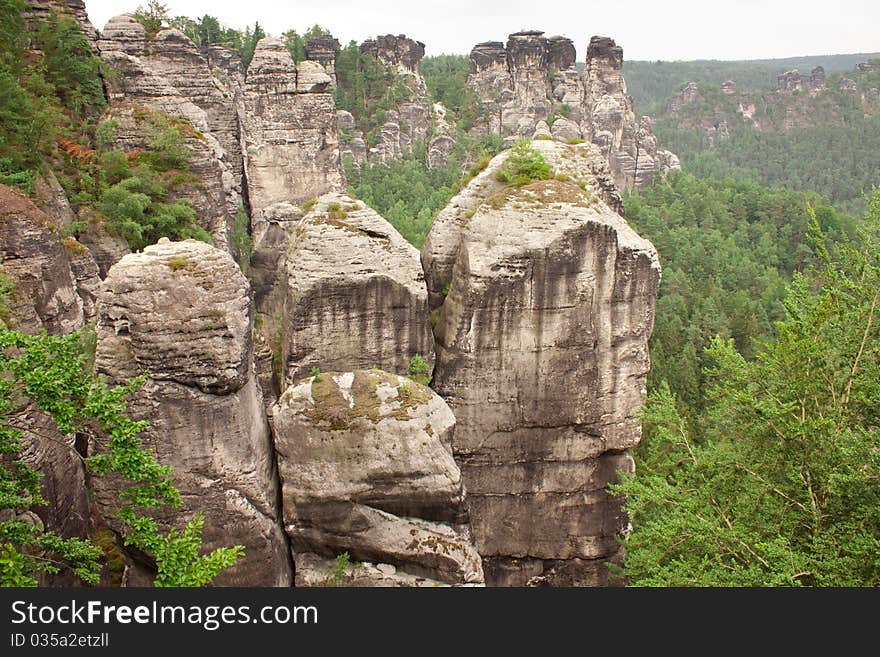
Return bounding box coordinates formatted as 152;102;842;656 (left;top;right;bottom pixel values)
83;0;880;61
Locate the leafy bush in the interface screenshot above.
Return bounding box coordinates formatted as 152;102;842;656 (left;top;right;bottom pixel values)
232;204;253;273
495;139;553;187
0;327;243;586
408;354;432;386
614;192;880;586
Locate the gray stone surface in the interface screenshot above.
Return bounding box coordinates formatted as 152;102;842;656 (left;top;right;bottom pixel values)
243;38;344;209
279;193;435;387
94;239;292;586
422;140;660;585
272;369;484;585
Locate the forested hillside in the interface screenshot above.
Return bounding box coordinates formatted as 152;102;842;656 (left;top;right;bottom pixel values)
645;61;880;212
623;174;853;416
614;190;880;586
624;52;880;115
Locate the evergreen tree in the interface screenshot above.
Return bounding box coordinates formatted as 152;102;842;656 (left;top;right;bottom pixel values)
614;190;880;586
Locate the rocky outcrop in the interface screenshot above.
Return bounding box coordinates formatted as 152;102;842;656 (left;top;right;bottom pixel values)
335;35;434;166
243;37;344;210
467;31;670;191
583;36;661;191
98;16;241;251
809;66;826;91
0;185;92;577
93;238;292;586
24;0;97;48
777;67;827;95
0;185;86;335
422;140;659;585
76;207;130;278
360;34;425;73
337;110;368;167
272;369;484;585
306;34;340;87
277;193;434;388
659;59;880;142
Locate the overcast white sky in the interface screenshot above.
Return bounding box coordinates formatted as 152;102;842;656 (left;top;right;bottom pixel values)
84;0;880;61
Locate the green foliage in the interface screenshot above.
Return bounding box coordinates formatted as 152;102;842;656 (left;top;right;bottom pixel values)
334;41;415;136
96;163;209;251
0;327;243;586
407;354;431;386
624;173;851;414
240;22;266;70
614;190;880;586
0;1;105;190
283;25;330;64
326;551;361;586
661;114;880;212
133;1;169;38
623;53;880;116
309;366;322;383
346;133;502;248
33;13;105;117
0;267;13;327
121;513;243;587
168;14;242;50
495;139;553;187
232;204;253;274
421;54;483;130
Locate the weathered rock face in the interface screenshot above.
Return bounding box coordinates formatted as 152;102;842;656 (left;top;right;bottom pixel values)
0;185;92;576
278;193;434;388
93;239;292;586
422;140;660;586
272;369;483;585
24;0;97;47
583;36;661;191
778;69;805;93
98;16;240;251
0;185;85;335
148;29;245;213
243;37;344;210
467;31;669;191
76;208;130;278
810;66;826;91
361;34;425;73
334;34;437;166
306;34;340;87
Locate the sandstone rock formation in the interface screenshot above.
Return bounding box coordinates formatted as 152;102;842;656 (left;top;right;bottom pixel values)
0;185;87;335
24;0;97;47
272;369;483;585
243;37;344;211
422;140;660;585
93;238;292;586
98;16;241;251
277;193;434;387
467;31;670;191
335;34;442;166
306;34;340;87
365;35;431;162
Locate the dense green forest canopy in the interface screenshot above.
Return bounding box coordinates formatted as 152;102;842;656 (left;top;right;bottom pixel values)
622;173;853;416
614;191;880;586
